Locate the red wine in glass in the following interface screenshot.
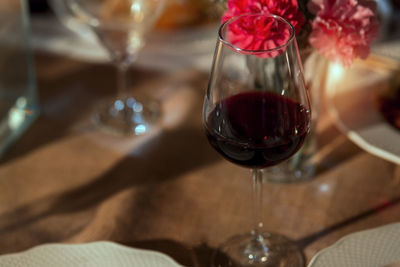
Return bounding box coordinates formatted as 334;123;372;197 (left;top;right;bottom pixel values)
205;91;310;169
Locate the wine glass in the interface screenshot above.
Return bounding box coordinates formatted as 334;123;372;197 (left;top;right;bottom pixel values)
203;13;311;266
64;0;165;135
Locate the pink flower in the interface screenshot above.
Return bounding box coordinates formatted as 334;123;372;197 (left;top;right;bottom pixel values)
309;0;379;66
222;0;305;34
221;0;304;56
224;14;292;57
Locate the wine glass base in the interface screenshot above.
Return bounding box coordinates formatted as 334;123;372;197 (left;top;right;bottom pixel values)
92;96;161;136
212;232;304;267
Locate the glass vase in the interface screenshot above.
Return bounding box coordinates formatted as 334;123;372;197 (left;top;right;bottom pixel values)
264;51;329;183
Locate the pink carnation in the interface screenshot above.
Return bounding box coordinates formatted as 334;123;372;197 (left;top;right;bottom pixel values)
221;0;304;56
222;0;305;34
309;0;379;66
224;14;292;57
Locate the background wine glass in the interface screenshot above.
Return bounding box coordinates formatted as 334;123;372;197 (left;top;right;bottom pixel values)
203;14;311;266
61;0;165;135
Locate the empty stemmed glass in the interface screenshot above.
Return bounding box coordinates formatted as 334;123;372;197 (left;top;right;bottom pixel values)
203;13;311;266
64;0;165;135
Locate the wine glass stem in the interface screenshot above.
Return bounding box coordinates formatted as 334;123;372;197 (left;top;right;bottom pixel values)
251;169;264;238
116;63;129;100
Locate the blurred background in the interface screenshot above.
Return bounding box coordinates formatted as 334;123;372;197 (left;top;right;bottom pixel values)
25;0;400;71
26;0;227;73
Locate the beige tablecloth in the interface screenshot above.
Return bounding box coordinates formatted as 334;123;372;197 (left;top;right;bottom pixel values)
0;51;399;266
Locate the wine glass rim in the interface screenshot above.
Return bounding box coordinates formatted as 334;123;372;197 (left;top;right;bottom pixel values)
218;13;295;55
66;0;166;30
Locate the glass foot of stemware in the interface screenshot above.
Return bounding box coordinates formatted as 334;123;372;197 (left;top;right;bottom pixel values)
92;97;161;136
212;232;304;267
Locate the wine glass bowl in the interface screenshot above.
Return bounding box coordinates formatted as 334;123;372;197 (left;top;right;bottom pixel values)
68;0;163;58
203;14;311;266
63;0;166;135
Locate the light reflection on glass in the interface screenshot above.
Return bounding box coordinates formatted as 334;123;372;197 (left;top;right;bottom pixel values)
130;1;144;22
134;124;146;134
8;108;25;130
319;183;331;193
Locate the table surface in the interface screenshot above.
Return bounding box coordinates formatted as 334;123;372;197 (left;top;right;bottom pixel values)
0;23;400;266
